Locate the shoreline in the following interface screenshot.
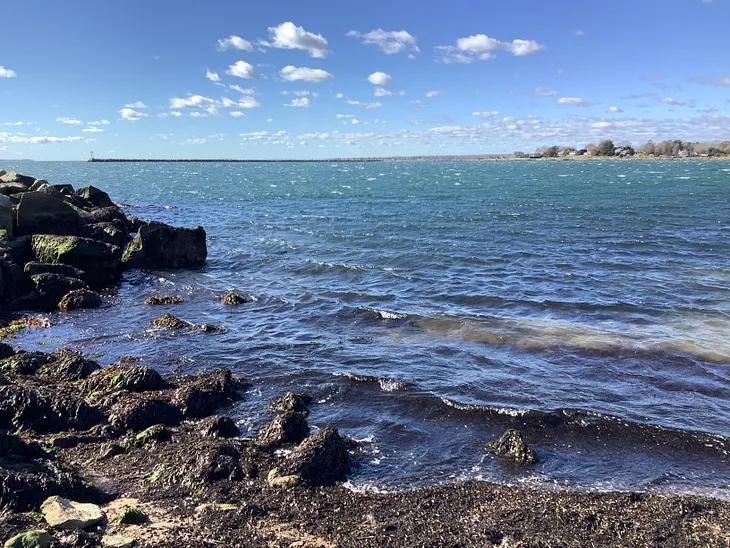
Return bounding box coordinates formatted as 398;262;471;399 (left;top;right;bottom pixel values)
2;170;730;546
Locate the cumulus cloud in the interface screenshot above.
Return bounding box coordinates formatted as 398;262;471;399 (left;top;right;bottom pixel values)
265;22;328;58
557;97;589;106
285;97;311;107
124;101;148;109
435;34;545;63
659;97;686;106
608;106;623;113
280;65;333;82
472;111;500;119
88;119;110;125
169;95;219;109
217;35;253;52
348;100;382;109
229;84;256;94
374;88;392;97
351;119;360;125
346;29;419;55
222;96;261;108
230;111;246;118
0;66;17;78
206;70;221;83
82;127;104;133
226;61;260;79
119;108;148;121
368;72;392;86
170;111;183;117
425;90;442;98
56;117;83;125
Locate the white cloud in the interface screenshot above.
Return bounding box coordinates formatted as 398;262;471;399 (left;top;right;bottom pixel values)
124;101;148;108
336;114;355;119
533;87;557;97
222;96;261;108
265;22;328;58
0;134;84;144
2;121;23;126
690;76;730;86
285;97;311;107
226;61;260;79
88;119;110;125
425;90;442;98
82;127;104;133
411;100;427;108
346;29;419;55
206;70;221;83
217;35;253;52
170;95;219;109
282;90;318;97
280;65;333;82
0;66;17;78
119;108;148;121
608;106;623;113
229;84;256;94
347;100;382;109
399;90;407;96
374;87;392;97
351;119;360;125
436;34;546;63
368;72;392;86
266;118;274;123
170;111;183;117
557;97;589;106
472;111;500;119
56;117;83;125
659;97;686;106
230;111;246;118
336;93;344;99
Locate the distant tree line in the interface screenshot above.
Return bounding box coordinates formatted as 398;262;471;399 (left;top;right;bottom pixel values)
522;140;730;158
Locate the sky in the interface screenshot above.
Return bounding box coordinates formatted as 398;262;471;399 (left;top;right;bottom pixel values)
1;0;729;160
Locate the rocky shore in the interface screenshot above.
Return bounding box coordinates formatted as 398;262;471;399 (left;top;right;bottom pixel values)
1;170;730;547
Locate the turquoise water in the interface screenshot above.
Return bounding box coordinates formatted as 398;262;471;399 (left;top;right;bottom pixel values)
5;159;730;497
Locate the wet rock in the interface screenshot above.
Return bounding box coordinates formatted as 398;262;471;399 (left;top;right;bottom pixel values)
84;222;130;248
127;216;147;232
173;368;241;419
0;171;35;187
199;415;239;439
185;444;243;484
3;530;52;548
0;182;30;197
266;468;302;489
0;194;12;234
145;295;184;305
0;385;104;433
31;234;121;286
122;221;207;270
108;396;182;432
277;426;349;486
219;291;250;305
23;262;85;279
53;184;75;197
76;186;115;209
0;350;54;375
258;411;309;449
149;313;189;330
85;364;165;393
79;206;130;230
269;392;312;416
58;289;103;312
0;342;15;359
33;183;65;201
26;273;87;311
16;192;83;236
133;424;170;447
487;429;538;465
40;496;104;530
97;443;125;461
38;349;100;382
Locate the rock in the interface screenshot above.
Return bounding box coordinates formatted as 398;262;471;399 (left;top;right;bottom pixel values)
0;351;55;375
267;468;302;489
118;506;148;525
200;415;239;438
149;313;189;329
40;496;104;530
0;194;12;234
145;295;183;305
53;184;75;197
127;216;147;232
122;222;206;270
270;392;312;416
172;368;241;419
219;291;250;305
24;262;85;279
258;411;309;449
0;430;47;458
185;444;243;484
31;234;121;286
3;530;52;548
85;364;165;393
0;171;35;187
277;426;349;486
0;342;14;359
38;349;100;382
76;185;115;209
0;385;103;433
487;429;538;465
0;182;30;197
16;192;83;236
101;535;135;548
97;443;125;461
27;273;87;311
133;424;170;446
108;397;182;432
34;183;65;200
58;289;103;311
84;222;129;247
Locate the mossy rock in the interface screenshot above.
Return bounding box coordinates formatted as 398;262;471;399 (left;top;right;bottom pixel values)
118;506;149;525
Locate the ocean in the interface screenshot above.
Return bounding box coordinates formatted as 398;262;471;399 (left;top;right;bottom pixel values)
4;159;730;497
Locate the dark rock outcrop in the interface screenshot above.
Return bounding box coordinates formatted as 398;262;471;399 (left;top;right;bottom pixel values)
270;392;312;416
76;186;115;209
172;368;241;419
108;397;182;432
145;295;184;305
199;415;239;439
84;363;165;393
275;426;349;486
25;273;87;311
31;234;121;286
15;193;83;236
258;411;309;449
219;291;250;305
122;222;207;270
23;262;85;279
487;429;538;465
58;289;102;311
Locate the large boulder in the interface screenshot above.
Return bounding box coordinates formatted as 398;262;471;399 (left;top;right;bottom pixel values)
274;426;349;486
258;411;309;449
0;194;12;234
0;171;35;187
3;530;53;548
15;192;83;236
31;234;121;286
122;222;206;270
76;185;115;209
58;289;102;312
84;222;129;247
40;496;104;530
24;262;85;279
84;363;165;394
0;182;29;197
27;273;87;311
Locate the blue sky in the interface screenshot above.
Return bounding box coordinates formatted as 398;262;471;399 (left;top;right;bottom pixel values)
1;0;729;160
